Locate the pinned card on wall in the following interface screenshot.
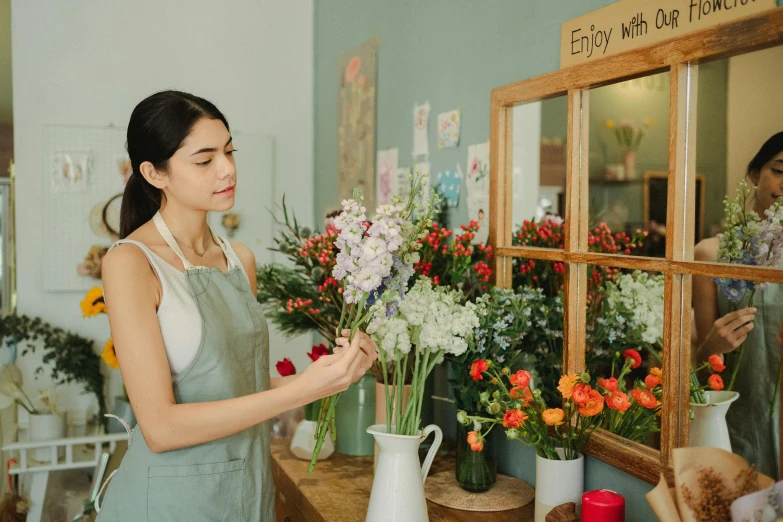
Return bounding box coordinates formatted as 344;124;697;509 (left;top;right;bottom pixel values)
437;109;461;149
466;141;490;198
376;148;399;205
468;194;490;245
394;166;412;200
437;165;462;208
413;101;431;158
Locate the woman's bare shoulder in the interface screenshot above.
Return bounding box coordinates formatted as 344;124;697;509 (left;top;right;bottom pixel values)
694;236;719;262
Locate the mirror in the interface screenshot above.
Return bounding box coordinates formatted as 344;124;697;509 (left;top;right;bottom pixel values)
691;272;781;479
695;46;783;271
510;95;568;249
586;266;664;449
587;72;670;258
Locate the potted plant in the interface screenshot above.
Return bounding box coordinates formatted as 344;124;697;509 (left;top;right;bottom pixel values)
0;314;107;429
605;118;654;180
0;364;65;460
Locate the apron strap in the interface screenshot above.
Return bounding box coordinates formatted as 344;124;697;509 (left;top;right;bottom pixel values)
153;211;234;270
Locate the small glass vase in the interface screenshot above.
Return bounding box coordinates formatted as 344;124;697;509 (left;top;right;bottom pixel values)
455;417;497;492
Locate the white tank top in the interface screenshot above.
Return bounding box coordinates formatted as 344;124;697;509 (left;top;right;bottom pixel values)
108;213;251;378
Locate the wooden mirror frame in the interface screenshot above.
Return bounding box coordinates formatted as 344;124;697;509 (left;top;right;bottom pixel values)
489;8;783;484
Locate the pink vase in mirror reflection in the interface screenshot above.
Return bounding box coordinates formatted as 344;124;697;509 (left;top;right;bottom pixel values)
582;489;625;522
622;151;636;180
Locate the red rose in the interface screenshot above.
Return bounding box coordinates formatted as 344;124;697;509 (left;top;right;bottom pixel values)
597;377;619;392
470;360;490;381
308;344;330;362
623;349;642;369
571;384;592;406
644;374;661;389
509;370;531;388
276;358;296;377
708;374;724;391
502;409;528;429
708;354;726;373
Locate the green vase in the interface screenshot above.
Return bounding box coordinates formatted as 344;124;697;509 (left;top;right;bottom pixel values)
456;417;497;492
335;373;377;456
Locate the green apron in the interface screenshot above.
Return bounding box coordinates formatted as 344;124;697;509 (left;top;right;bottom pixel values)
719;280;782;479
96;212;275;521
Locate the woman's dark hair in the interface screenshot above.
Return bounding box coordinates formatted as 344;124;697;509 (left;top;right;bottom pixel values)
120;90;229;238
748;131;783;180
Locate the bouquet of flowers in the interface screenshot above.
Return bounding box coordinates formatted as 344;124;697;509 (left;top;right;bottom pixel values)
606;118;654;153
713;179;783;406
308;177;437;471
459;363;603;460
588;270;664;371
414;220;493;303
595;351;662;443
512;217;647;301
368;277;479;435
690;354;727;405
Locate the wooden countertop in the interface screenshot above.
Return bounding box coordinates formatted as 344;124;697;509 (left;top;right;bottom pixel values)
270;438;534;522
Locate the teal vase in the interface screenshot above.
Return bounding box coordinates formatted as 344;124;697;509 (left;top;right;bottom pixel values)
335;372;376;455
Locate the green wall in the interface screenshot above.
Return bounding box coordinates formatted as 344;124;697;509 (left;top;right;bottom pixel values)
314;1;660;520
0;0;11;121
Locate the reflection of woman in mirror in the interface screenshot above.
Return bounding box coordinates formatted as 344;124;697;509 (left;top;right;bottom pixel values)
693;131;783;478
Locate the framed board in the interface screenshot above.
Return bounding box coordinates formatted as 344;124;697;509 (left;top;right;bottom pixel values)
643;171;706;244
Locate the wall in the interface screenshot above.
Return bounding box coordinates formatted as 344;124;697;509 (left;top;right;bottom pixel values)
726;45;783;199
12;0;314;409
0;0;10;121
314;1;662;520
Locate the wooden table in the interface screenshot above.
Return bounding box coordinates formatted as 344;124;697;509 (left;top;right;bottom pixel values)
271;438;534;522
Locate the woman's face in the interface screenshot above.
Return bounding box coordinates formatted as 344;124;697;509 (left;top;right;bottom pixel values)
163;118;237;212
752;150;783;213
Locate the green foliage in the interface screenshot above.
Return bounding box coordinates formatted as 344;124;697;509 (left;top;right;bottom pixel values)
0;314;107;426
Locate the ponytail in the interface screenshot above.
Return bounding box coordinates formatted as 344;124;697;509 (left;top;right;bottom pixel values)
119;172;163;239
119;90;230;238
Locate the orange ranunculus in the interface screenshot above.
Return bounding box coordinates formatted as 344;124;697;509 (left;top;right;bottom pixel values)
558;374;579;399
542;408;565;426
577;390;605;417
509;370;531;388
631;387;658;409
470;360;490;381
644;374;661;389
623;349;642;369
708;374;724;391
510;385;533;404
650;367;663;378
708;354;726;373
571;384;592;406
597;377;619;392
606;391;631;412
502;409;528;429
467;431;484;452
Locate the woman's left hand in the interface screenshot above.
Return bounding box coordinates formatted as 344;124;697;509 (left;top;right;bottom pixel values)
334;330;378;382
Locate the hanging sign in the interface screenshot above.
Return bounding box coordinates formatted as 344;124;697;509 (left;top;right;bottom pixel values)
560;0;778;69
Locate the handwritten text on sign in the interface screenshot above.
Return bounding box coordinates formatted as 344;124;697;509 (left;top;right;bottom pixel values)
560;0;777;68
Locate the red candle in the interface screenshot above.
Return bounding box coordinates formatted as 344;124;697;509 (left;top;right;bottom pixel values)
582;489;625;522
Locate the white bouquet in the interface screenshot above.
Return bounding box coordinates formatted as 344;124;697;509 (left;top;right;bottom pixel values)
368;277;479;435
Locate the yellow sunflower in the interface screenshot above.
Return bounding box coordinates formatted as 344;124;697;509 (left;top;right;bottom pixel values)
101;338;119;369
81;286;106;317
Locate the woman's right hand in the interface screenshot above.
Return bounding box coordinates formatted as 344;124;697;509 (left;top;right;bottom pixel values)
301;334;368;400
700;307;756;358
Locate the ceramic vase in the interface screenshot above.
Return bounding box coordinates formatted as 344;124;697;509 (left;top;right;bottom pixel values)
689;390;740;451
335;373;376;456
366;423;443;522
29;413;65;461
622;151;637;180
534;450;584;522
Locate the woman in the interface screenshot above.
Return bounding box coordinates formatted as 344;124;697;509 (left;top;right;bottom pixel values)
96;91;377;521
693;131;783;479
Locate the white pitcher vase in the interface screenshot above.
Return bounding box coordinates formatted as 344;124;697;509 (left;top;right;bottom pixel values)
366;423;443;522
689;390;739;451
534;450;584;522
